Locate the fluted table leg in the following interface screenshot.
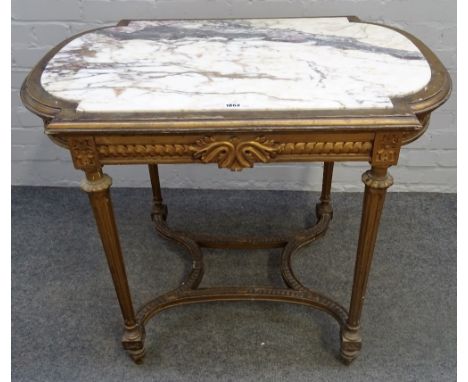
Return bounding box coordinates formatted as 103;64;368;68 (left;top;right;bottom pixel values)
81;170;145;363
340;165;393;364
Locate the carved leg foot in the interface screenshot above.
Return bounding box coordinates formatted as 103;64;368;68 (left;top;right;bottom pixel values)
128;348;146;364
122;324;146;364
340;325;362;364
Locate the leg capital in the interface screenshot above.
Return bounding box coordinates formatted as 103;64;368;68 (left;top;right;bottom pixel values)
80;174;112;193
362;168;393;189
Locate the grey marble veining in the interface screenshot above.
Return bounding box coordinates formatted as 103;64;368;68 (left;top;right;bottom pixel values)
41;18;432;113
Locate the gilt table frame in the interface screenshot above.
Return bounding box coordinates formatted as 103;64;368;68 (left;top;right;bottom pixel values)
20;16;451;364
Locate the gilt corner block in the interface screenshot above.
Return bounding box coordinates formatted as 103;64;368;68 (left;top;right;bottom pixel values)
371;132;403;167
68;136;100;172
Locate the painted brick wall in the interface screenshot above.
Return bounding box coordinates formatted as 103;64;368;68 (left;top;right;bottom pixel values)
11;0;457;192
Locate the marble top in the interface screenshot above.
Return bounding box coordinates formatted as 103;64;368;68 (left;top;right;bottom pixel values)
41;18;432;113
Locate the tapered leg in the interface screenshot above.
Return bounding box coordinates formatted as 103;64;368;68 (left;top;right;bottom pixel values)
317;162;334;218
148;164;167;221
81;171;145;363
340;165;393;364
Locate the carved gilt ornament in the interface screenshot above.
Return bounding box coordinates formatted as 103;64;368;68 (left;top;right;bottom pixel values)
192;136;281;171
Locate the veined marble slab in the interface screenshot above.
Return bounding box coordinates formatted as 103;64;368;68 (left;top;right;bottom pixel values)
41;18;432;113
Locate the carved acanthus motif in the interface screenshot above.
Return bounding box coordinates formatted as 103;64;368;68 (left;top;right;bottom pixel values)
372;133;402;165
69;136;99;170
192;136;281;171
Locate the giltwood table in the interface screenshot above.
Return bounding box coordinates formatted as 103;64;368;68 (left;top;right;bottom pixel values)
21;16;451;364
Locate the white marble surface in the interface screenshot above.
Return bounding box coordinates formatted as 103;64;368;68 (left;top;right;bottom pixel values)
41;18;432;113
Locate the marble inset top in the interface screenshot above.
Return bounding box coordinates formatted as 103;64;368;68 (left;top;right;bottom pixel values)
41;18;432;113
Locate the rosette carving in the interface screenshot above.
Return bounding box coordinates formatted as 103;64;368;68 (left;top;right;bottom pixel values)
69;136;99;171
372;133;402;165
192;136;281;171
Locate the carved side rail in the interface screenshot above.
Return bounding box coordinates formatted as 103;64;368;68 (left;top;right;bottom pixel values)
64;133;375;171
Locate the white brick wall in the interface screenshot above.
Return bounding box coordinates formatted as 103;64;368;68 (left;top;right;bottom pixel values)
11;0;457;192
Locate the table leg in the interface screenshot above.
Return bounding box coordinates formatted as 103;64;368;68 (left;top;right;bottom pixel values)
81;170;145;363
317;162;334;218
340;165;393;364
148;164;167;220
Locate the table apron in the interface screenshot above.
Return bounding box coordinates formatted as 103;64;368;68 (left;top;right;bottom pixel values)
60;131;406;171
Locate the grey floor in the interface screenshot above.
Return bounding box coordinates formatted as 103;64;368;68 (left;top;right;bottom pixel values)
12;187;456;382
